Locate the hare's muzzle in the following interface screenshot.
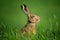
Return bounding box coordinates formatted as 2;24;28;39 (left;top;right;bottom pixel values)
36;16;40;22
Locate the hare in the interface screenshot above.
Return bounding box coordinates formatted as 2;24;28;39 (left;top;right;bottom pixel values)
17;4;40;35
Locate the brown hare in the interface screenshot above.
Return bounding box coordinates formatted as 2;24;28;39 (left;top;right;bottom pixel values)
17;4;40;35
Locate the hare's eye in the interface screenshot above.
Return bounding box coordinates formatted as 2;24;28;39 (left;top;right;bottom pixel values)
31;16;34;18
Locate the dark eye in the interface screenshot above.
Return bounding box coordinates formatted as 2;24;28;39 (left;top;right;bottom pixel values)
31;16;34;18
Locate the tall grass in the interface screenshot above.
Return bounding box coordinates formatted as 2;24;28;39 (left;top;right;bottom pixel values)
0;17;60;40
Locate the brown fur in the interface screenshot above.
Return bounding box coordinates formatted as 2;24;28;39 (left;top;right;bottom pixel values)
17;4;40;35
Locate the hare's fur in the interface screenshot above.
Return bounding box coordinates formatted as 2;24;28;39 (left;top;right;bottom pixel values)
17;4;40;35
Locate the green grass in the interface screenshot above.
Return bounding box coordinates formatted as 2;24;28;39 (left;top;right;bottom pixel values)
0;0;60;40
0;20;60;40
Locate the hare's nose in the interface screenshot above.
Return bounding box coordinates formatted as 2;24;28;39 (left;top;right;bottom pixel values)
37;16;40;19
35;17;39;21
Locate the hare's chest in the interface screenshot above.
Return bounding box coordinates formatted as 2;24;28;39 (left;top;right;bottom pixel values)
24;25;36;35
25;25;35;32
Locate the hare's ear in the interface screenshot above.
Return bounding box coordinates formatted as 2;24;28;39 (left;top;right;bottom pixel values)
21;4;30;17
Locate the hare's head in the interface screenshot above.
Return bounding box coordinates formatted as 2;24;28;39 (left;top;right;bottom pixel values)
28;14;40;23
21;4;40;23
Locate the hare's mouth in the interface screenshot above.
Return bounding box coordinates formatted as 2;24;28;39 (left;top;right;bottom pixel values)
37;19;40;22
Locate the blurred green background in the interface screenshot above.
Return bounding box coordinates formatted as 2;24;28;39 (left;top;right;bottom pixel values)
0;0;60;40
